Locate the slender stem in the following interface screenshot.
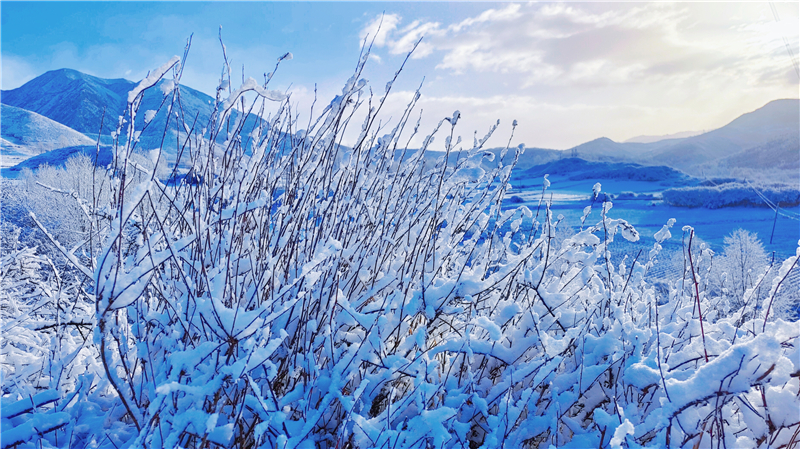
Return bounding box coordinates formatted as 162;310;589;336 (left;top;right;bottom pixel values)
688;230;709;363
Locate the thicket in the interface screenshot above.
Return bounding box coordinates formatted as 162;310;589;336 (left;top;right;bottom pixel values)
1;40;799;449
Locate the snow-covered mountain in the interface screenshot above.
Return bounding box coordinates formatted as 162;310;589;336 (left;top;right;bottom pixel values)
1;69;133;136
0;68;261;156
2;67;796;176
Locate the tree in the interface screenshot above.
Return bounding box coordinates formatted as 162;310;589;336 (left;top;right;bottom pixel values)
716;228;769;312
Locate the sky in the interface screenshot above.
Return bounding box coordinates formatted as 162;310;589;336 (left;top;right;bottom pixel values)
2;1;798;150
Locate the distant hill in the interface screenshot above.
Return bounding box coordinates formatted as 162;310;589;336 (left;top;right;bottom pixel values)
624;130;702;144
646;99;799;172
559;99;799;174
2;67;796;176
516;157;693;185
566;137;648;161
702;99;798;147
1;104;95;154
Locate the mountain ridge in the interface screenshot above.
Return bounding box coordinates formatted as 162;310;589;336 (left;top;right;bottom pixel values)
1;68;134;136
562;99;799;174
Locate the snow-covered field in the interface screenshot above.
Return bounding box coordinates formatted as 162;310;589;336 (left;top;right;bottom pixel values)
506;181;800;260
1;54;799;449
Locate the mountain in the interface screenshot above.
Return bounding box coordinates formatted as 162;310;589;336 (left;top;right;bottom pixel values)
1;104;95;154
0;68;259;156
2;68;796;176
646;99;799;172
701;99;798;147
567;137;646;161
1;69;133;136
557;99;799;173
624;130;702;144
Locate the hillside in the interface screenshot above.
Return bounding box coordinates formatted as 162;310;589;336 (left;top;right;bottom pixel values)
0;104;95;154
646;99;799;172
553;99;799;175
714;135;800;172
515;157;693;185
2;145;113;178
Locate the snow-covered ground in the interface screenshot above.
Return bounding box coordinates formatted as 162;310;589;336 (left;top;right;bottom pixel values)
507;168;799;259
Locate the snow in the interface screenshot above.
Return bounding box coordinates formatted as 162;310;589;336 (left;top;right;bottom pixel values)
653;218;675;243
220;77;287;113
609;419;634;448
1;412;70;446
127;56;180;104
472;316;502;341
1;390;60;419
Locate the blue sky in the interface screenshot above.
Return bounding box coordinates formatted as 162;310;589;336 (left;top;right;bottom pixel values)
2;2;798;149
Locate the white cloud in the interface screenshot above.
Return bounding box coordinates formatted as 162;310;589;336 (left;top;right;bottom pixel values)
354;3;797;148
448;4;521;33
1;55;38;89
359;13;402;48
359;3;798;89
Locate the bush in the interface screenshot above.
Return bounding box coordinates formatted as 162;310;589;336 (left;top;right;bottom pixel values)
2;43;799;449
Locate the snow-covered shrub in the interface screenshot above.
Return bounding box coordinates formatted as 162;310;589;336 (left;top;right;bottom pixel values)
707;229;770;315
11;153;111;265
7;147;165;272
614;191;656;201
0;247;100;413
2;44;799;449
